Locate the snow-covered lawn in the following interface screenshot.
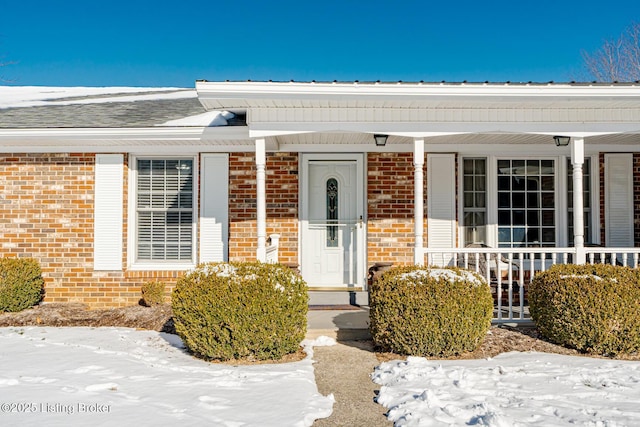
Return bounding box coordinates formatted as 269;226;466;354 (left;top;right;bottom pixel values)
373;352;640;426
0;327;333;426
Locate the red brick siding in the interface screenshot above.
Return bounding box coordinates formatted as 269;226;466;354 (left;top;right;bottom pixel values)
0;153;184;308
228;152;299;264
367;152;427;265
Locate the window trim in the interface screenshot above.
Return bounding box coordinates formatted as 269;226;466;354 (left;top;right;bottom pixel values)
127;154;198;271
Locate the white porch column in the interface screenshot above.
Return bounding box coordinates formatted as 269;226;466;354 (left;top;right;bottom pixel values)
571;137;586;264
413;138;425;265
255;138;267;262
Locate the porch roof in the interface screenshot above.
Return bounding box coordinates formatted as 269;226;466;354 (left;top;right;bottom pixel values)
196;81;640;147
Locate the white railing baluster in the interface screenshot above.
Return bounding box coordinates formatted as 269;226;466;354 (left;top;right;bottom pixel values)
420;246;640;324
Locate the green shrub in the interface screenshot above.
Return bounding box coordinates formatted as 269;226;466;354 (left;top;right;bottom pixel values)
0;258;45;313
172;262;308;361
140;281;166;306
369;265;493;357
529;263;640;356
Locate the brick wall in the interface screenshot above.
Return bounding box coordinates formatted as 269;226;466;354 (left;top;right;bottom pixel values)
367;152;427;265
228;152;299;264
0;153;184;308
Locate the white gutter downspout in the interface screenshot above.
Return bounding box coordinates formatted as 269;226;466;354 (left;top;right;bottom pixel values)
255;138;267;262
414;138;425;265
571;137;586;264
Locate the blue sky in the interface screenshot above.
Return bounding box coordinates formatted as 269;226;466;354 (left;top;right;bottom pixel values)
1;1;638;87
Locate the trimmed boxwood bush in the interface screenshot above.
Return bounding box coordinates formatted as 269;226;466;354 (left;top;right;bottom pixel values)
369;265;493;357
0;258;45;313
140;281;166;306
529;263;640;356
172;262;308;361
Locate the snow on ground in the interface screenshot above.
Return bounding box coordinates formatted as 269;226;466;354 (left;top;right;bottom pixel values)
0;86;196;109
0;327;333;426
373;352;640;426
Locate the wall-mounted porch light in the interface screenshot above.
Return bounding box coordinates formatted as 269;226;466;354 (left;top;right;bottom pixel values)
553;135;571;147
374;134;388;146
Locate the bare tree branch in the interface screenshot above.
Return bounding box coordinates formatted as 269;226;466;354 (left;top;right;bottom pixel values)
582;22;640;82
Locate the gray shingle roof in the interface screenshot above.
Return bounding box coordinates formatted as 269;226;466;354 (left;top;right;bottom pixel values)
0;94;206;128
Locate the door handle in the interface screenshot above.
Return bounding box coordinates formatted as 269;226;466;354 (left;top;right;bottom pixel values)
358;215;363;228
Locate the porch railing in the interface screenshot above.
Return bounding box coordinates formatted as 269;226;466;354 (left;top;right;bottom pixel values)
420;247;640;324
265;234;280;264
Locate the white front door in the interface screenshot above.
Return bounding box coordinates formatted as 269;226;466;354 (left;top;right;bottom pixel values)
301;155;364;288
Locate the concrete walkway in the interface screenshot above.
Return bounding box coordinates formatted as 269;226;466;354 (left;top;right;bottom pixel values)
307;307;392;426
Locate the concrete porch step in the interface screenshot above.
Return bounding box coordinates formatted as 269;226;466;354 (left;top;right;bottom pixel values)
306;306;371;341
308;290;369;306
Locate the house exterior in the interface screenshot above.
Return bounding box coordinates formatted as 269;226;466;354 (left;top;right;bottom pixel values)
1;82;640;314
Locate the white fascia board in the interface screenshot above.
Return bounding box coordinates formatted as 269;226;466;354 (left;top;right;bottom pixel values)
0;127;205;141
248;121;640;135
196;81;640;104
248;129;316;138
201;126;250;140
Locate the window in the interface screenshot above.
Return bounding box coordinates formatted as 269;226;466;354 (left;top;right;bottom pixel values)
497;159;555;247
326;178;338;247
462;158;487;244
135;158;195;263
462;156;593;249
567;158;592;245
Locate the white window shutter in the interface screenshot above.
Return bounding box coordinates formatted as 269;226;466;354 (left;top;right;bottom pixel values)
605;153;634;247
200;154;229;262
94;154;123;270
427;154;456;265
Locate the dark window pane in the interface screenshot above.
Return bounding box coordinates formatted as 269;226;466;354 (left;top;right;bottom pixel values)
541;176;554;190
526;176;540;191
498;210;510;225
527;159;539;169
542;228;555;242
498;192;510;208
498;176;510;190
527;211;540;226
464;176;473;190
542;211;555;226
527;193;540;208
463;159;474;174
541;160;554;172
513;176;525;191
513;210;525;225
512;193;525;208
464;192;474;208
542;192;554;208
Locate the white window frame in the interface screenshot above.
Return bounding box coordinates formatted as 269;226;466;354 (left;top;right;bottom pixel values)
127;154;198;271
458;154;598;248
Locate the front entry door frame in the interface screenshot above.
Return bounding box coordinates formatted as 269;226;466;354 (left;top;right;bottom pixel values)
300;153;366;288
